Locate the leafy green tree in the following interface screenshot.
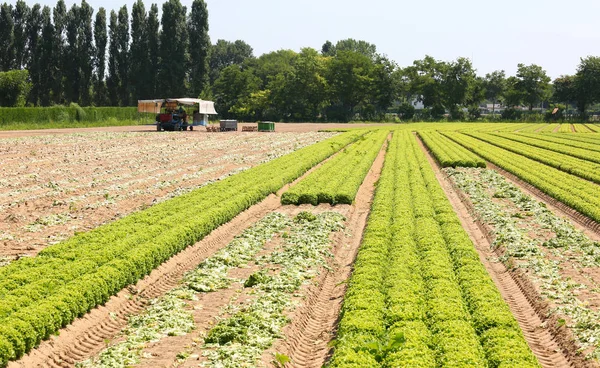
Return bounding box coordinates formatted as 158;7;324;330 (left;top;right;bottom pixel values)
64;3;80;103
188;0;210;97
12;0;29;70
79;0;95;106
116;5;129;105
442;57;477;119
552;75;575;107
26;4;42;105
326;50;374;121
321;40;334;56
38;5;54;106
0;3;15;72
503;76;522;108
334;38;377;59
269;48;328;121
107;10;119;105
250;49;295;88
146;4;160;98
52;0;67;104
0;69;31;106
367;55;397;119
483;70;506;116
573;56;600;115
130;0;146;101
209;39;253;85
159;0;188;98
213;64;260;119
404;55;446;118
515;63;551;111
93;7;107;105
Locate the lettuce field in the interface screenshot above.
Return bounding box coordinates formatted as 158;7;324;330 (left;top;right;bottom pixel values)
1;123;600;368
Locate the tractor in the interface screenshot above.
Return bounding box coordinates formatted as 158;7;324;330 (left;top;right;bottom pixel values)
137;98;218;132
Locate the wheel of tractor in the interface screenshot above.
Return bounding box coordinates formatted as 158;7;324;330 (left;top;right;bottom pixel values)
190;126;194;131
156;124;161;131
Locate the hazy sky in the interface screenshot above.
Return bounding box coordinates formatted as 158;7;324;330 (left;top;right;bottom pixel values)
28;0;600;78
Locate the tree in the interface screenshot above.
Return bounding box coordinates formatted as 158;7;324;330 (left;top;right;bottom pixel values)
209;39;253;85
515;63;551;111
268;48;328;121
107;10;119;105
129;0;147;101
403;55;446;118
64;3;80;103
0;69;31;106
484;70;506;116
326;50;374;121
79;0;95;106
93;8;107;105
573;56;600;115
158;0;188;98
188;0;210;97
52;0;67;104
26;4;42;105
441;57;478;119
321;40;334;56
0;3;14;72
12;0;29;70
213;64;260;119
503;76;522;108
38;5;54;106
334;39;377;59
146;4;160;98
116;6;129;105
367;55;397;119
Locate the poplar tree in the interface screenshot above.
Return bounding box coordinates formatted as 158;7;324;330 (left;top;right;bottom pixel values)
0;3;15;72
12;0;29;69
159;0;188;97
146;4;160;98
107;10;119;105
188;0;210;97
26;4;42;105
64;3;80;103
38;5;54;106
52;0;67;104
79;0;94;105
116;5;129;105
93;8;107;106
130;0;146;101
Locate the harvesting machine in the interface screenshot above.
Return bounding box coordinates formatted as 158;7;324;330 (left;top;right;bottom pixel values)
137;98;218;131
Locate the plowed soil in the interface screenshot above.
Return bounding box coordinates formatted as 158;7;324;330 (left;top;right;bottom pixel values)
0;130;334;261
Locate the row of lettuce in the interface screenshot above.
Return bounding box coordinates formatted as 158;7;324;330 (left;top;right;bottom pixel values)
444;132;600;224
463;132;600;184
418;131;486;168
0;130;367;366
329;131;538;367
281;129;389;205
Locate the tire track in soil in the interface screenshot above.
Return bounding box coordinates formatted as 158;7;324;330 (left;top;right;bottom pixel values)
487;162;600;240
261;133;390;368
9;143;349;368
415;134;579;368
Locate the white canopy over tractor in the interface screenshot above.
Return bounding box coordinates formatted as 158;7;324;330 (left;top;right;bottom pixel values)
137;98;218;115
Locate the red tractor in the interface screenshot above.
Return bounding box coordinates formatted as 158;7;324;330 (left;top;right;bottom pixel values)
137;98;218;132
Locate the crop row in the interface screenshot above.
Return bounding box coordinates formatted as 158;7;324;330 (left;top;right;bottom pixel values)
0;130;365;366
281;130;388;205
418;131;485;168
444;132;600;224
514;132;600;154
465;132;600;184
329;131;537;367
490;132;600;164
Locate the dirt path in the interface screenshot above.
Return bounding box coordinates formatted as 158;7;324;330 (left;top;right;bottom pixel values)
259;134;389;368
0;123;395;138
415;136;577;368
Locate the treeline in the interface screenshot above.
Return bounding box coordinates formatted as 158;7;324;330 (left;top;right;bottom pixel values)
2;0;600;122
0;0;209;107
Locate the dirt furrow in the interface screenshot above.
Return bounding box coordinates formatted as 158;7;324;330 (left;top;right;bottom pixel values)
265;133;390;368
416;135;578;368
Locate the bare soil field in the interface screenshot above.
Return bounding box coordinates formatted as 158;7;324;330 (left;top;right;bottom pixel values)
0;130;335;261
